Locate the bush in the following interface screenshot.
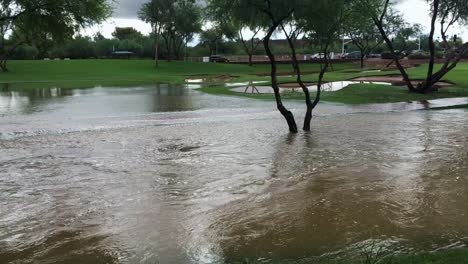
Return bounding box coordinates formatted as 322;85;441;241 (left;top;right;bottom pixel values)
11;44;38;60
117;39;143;56
408;52;430;60
64;37;96;59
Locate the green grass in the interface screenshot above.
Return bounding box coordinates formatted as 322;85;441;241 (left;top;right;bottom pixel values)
2;59;468;105
199;83;468;105
323;84;468;104
200;63;468;104
0;59;357;89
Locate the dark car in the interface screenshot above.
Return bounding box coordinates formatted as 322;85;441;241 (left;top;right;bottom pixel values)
344;51;363;59
210;55;230;63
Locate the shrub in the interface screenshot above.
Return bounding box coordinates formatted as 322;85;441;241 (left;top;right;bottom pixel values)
408;52;430;60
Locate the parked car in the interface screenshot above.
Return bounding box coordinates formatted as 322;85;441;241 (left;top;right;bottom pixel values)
367;53;381;58
381;51;405;59
210;55;230;63
344;51;363;59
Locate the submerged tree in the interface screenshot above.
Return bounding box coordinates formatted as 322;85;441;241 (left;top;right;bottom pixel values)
206;0;346;133
290;0;346;131
365;0;468;93
0;0;111;72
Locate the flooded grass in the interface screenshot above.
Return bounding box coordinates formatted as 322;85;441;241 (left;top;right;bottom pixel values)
200;83;468;104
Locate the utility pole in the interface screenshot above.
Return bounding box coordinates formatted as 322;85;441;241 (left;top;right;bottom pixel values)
418;35;421;51
342;37;352;55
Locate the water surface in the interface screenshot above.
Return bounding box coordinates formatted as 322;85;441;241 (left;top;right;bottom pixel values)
1;84;468;263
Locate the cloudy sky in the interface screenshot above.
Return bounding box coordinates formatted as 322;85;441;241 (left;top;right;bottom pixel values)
84;0;468;41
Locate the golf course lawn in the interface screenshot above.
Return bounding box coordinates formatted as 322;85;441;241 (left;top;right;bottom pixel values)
1;59;468;105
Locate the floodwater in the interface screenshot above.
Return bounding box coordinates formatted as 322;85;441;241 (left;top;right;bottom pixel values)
1;84;468;263
231;81;391;94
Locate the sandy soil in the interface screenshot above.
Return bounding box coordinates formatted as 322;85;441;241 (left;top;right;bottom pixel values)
352;76;453;87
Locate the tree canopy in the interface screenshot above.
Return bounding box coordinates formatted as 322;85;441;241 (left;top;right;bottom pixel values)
0;0;111;71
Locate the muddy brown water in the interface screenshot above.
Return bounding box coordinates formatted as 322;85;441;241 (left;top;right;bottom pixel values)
1;84;468;263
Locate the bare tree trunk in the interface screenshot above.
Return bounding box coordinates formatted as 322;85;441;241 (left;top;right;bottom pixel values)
0;60;8;72
0;41;24;72
374;18;416;92
360;52;365;68
425;0;440;90
281;24;316;131
154;27;160;67
264;23;297;133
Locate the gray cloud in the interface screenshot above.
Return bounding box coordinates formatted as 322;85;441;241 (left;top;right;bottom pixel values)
111;0;147;18
110;0;206;18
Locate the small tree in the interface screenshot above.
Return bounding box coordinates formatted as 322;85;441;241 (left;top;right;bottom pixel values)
112;27;144;41
284;0;346;131
139;0;201;63
208;0;266;65
139;0;173;66
366;0;468;93
343;9;384;68
209;0;345;133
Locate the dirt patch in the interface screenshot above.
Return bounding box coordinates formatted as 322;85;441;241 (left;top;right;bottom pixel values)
279;82;315;88
352;76;454;87
185;75;238;82
256;71;319;77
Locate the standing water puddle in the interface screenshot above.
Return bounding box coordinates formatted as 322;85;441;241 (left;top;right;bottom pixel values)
230;81;391;93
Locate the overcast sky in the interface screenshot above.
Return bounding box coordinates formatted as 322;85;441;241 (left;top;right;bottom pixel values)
83;0;468;41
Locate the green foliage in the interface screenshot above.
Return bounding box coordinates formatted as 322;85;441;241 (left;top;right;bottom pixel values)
94;38;118;58
63;37;96;59
139;0;202;60
112;27;144;41
117;39;143;55
10;44;38;59
0;0;111;70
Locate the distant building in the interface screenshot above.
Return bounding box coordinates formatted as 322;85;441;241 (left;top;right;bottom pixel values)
111;51;135;59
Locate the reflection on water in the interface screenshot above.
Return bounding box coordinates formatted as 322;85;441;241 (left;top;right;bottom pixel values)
1;103;468;263
0;83;240;117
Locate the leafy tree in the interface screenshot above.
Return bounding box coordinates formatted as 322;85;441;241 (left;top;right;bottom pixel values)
0;0;111;71
112;27;143;41
64;36;96;59
207;0;266;65
95;38;118;58
139;0;201;64
199;26;236;56
210;0;345;133
344;5;384;68
10;44;38;59
365;0;468;93
138;0;173;66
117;39;144;55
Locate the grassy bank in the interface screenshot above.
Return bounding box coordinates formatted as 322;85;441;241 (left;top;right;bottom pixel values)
200;63;468;104
2;59;468;104
0;59;356;89
201;83;468;105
